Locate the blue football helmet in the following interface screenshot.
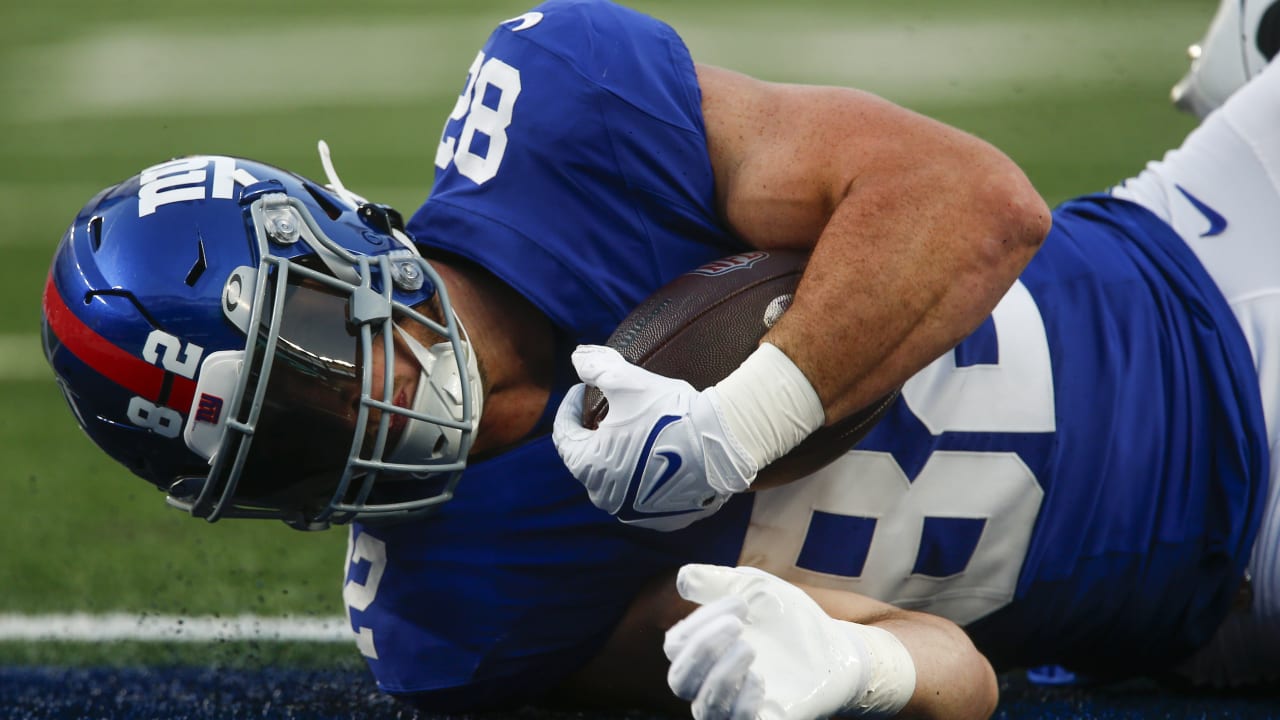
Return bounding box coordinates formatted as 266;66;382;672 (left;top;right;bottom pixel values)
42;149;481;529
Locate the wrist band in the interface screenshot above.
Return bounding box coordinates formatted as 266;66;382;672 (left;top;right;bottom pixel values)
842;623;918;718
713;342;825;472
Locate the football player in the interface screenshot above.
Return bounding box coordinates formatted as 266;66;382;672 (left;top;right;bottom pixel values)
38;1;1280;719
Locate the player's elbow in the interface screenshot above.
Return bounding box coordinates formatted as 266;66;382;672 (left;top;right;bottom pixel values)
1002;170;1051;260
967;649;1000;720
948;630;1000;720
941;617;999;720
895;614;999;720
974;160;1051;276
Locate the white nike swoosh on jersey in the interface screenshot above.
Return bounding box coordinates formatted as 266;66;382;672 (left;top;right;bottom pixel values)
502;12;544;32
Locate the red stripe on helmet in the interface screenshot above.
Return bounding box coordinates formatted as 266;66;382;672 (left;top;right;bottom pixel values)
43;274;197;413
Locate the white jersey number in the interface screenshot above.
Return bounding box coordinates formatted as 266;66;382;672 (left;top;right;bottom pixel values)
435;51;523;185
740;281;1053;625
344;529;387;659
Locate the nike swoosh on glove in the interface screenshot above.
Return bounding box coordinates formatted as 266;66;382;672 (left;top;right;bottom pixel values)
552;345;758;531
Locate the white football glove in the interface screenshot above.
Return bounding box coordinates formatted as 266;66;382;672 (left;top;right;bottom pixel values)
664;564;916;720
552;345;758;531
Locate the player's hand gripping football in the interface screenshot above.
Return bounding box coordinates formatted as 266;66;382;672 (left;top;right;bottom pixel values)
665;564;917;720
552;345;758;531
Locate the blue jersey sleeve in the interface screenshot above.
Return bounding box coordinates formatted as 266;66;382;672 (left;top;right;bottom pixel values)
406;0;744;344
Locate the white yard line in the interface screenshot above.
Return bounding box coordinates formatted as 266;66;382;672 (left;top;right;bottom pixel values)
0;613;351;643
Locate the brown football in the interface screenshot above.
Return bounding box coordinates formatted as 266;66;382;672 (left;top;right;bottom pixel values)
582;250;898;487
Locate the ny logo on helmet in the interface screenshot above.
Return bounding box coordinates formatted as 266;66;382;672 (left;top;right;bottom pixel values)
137;156;260;217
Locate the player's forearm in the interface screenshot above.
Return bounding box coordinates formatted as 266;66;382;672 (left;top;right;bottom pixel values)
764;131;1049;423
702;71;1051;423
565;568;999;720
801;583;999;720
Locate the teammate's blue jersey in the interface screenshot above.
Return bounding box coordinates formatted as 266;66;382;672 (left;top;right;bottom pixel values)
346;0;1270;710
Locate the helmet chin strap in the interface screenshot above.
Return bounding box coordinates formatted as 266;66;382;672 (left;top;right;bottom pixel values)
387;316;483;469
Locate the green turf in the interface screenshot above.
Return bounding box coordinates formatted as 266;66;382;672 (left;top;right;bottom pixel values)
1;380;347;616
0;0;1218;661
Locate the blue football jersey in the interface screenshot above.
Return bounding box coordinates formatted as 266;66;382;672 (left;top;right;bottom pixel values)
406;0;740;344
345;0;1270;710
